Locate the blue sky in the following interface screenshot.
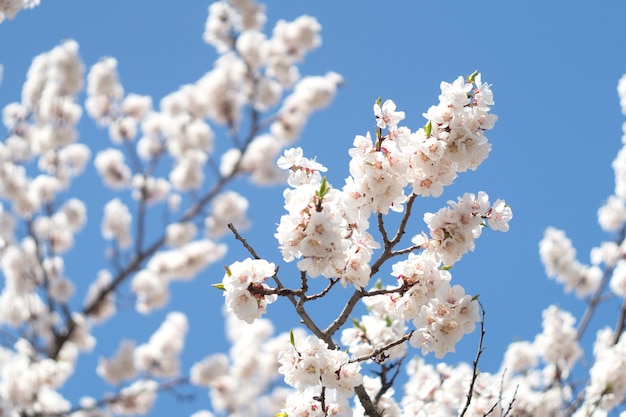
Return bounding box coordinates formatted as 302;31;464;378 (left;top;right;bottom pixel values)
2;1;626;415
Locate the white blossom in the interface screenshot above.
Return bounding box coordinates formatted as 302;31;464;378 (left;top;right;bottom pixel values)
101;198;132;248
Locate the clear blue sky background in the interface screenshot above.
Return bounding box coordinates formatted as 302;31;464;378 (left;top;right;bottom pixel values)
1;1;626;415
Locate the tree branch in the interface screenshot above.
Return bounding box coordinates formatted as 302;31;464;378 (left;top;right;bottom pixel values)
349;331;413;364
227;223;332;345
459;301;486;417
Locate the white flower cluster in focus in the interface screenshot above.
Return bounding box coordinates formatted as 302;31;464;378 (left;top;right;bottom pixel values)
221;258;276;323
277;334;362;417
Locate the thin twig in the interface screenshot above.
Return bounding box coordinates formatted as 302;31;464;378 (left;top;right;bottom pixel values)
501;385;518;417
576;225;626;340
305;278;340;301
51;131;255;359
227;223;331;346
349;331;414;364
370;194;419;278
228;223;261;259
323;289;364;339
613;299;626;344
374;357;404;405
459;301;486;417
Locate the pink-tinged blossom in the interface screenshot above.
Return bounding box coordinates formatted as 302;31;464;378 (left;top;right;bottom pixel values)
96;340;137;386
279;387;351;417
83;270;116;323
0;339;73;414
196;53;247;125
391;250;450;321
236;30;268;69
203;1;237;52
404;74;497;197
101;198;131;248
410;284;479;358
130;174;170;204
374;99;405;130
94;148;131;189
344;131;409;215
147;239;226;281
85;57;123;124
205;191;250;238
277;146;327;187
190;353;229;386
578;328;626;413
341;293;407;362
134;312;188;378
271;72;342;142
610;259;626;298
533;305;582;377
121;93;152;120
222;258;277;323
169;150;207;190
275;157;377;288
539;227;602;297
424;192;509;265
193;312;296;415
597;195;626;232
165;222;197;247
109;380;158;415
278;334;362;397
131;270;169;314
590;241;620;268
1;1;42;23
487;199;513;232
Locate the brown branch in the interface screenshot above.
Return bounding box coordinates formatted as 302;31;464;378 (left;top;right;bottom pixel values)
228;223;261;259
362;284;407;298
577;225;626;340
324;196;421;340
323;289;364;339
354;384;382;417
370;193;418;278
459;301;486;417
391;193;418;244
248;284;301;298
227;223;331;346
613;299;626;344
377;211;390;246
53;377;192;417
349;331;413;364
51;144;253;359
373;357;404;405
305;278;339;301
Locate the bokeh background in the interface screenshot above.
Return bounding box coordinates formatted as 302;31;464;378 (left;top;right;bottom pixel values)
1;1;626;415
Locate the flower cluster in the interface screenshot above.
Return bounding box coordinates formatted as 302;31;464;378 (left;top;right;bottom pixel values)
132;240;227;314
275;148;379;289
220;71;512;412
539;227;602;297
190;312;295;417
345;73;497;219
222;258;277;323
424;191;512;265
341;293;408;363
277;334;362;417
0;0;346;414
0;0;40;23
